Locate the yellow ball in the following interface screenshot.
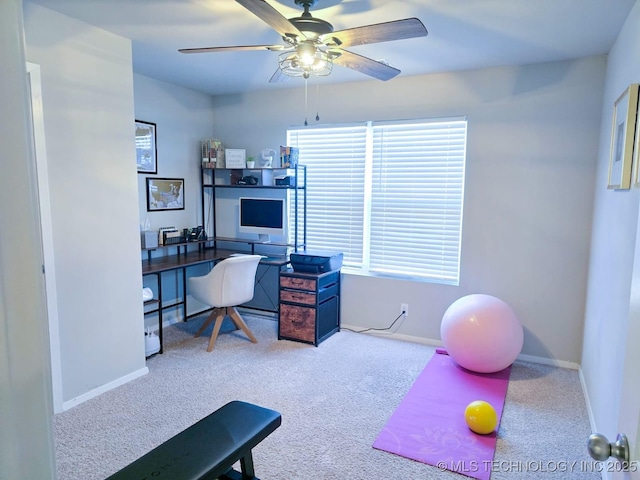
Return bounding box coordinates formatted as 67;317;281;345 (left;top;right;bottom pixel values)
464;400;498;435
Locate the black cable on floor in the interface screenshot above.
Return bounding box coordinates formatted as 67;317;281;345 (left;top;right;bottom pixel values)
342;312;405;334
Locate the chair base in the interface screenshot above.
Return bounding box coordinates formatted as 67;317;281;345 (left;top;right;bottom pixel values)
195;306;258;352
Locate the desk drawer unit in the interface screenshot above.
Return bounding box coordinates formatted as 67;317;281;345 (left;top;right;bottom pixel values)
278;269;340;346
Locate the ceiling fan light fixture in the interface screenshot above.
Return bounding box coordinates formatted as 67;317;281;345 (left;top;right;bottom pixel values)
279;49;332;78
297;42;316;66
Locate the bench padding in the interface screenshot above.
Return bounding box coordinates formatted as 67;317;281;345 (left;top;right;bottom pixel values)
106;400;281;480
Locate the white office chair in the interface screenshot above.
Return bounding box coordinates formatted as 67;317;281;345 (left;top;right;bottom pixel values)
188;255;262;352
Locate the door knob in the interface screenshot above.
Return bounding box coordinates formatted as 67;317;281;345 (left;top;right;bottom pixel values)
587;433;630;466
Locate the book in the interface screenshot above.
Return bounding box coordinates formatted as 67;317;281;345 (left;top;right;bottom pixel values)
280;146;299;168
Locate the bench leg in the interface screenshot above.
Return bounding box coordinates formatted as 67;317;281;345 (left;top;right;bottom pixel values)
216;450;257;480
240;450;256;478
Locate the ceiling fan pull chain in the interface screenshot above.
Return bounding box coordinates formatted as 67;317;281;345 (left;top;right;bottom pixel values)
315;78;320;122
304;77;309;126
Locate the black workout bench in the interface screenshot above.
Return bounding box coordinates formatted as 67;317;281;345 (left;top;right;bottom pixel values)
106;400;281;480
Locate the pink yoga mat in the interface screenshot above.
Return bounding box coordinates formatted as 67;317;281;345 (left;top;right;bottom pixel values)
373;350;511;480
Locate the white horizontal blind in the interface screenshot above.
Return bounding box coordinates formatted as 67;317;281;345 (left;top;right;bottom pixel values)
370;120;466;283
288;118;466;284
288;125;367;267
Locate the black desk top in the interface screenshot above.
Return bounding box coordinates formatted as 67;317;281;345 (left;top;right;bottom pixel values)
142;248;289;275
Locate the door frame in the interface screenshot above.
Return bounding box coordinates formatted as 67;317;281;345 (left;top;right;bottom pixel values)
27;61;62;413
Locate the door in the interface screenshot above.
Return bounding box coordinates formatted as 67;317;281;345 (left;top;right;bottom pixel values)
603;202;640;480
609;203;640;479
26;62;63;413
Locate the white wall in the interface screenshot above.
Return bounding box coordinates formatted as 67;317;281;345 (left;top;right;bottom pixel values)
582;0;640;440
0;0;56;477
133;73;218;325
211;57;605;364
24;3;147;407
13;0;614;415
134;73;217;235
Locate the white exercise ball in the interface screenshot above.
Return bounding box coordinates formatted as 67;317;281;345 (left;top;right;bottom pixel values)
441;294;523;373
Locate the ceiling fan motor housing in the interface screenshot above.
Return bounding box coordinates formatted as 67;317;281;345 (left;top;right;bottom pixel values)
290;0;333;39
294;0;320;10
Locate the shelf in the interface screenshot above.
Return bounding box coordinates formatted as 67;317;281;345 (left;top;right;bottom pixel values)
203;167;294;171
141;238;210;252
203;184;304;189
214;236;304;249
201;164;306;251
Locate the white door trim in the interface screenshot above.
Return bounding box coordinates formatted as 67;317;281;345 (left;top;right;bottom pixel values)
27;61;62;413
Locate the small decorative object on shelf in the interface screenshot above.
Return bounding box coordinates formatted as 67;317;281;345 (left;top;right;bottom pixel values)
262;148;276;167
225;148;247;168
201;139;223;168
246;156;256;168
280;146;299;168
216;144;225;168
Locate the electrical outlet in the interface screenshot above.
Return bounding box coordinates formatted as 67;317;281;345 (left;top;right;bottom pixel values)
401;303;409;317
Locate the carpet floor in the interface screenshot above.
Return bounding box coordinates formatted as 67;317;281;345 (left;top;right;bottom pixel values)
53;313;599;479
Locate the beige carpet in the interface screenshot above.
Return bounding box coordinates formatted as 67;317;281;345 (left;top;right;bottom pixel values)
53;313;599;479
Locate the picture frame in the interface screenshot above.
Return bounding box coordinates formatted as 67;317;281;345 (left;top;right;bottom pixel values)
633;98;640;188
146;177;185;211
608;84;639;190
136;120;157;174
225;148;246;168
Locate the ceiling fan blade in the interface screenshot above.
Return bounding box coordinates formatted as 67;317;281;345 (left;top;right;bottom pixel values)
179;45;286;54
269;68;291;83
322;18;427;48
331;49;400;81
236;0;306;41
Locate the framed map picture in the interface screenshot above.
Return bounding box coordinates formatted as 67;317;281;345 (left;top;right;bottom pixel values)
146;178;184;211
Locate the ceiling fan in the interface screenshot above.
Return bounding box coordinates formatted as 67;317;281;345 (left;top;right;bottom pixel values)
179;0;428;83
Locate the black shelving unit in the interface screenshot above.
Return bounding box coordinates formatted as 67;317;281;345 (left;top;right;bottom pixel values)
200;164;307;252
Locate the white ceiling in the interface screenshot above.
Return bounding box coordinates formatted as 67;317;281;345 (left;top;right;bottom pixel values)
26;0;636;96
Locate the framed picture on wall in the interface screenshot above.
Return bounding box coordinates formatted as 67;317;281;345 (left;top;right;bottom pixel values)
136;120;157;174
146;178;184;211
607;84;639;190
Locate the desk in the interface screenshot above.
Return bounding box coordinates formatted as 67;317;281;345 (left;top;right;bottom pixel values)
142;248;288;355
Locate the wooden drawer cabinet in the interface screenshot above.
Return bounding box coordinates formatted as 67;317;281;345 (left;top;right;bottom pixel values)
278;269;340;346
280;276;316;291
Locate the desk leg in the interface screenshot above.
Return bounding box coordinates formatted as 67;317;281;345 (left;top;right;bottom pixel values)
157;272;163;354
182;267;187;322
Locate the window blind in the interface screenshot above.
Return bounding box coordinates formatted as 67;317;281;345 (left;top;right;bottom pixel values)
287;118;466;284
288;125;367;267
370;120;466;283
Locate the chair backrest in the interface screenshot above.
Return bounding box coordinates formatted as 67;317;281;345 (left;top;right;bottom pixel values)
189;255;262;308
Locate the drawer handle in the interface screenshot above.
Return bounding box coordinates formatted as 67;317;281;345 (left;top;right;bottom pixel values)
290;279;305;285
290;294;307;301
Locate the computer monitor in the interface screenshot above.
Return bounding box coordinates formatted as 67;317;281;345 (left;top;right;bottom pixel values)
238;197;287;242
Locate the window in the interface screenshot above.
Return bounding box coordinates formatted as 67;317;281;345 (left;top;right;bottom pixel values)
288;117;467;285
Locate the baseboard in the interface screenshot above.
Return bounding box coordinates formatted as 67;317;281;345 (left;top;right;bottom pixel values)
516;353;579;370
577;367;605;479
341;324;580;369
61;366;149;411
578;366;597;432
